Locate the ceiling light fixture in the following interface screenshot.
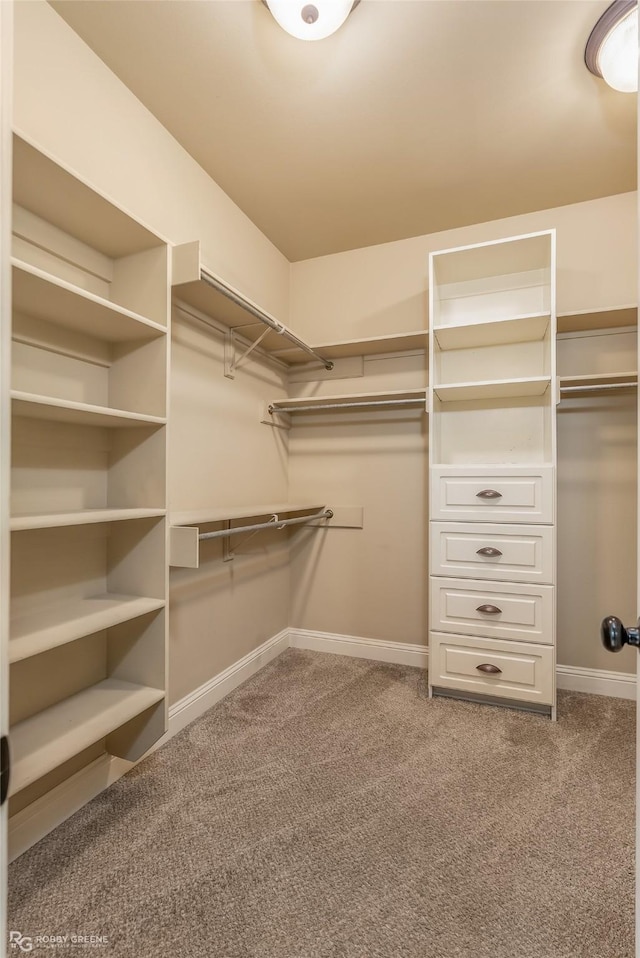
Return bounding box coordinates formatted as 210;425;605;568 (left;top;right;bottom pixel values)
585;0;638;93
264;0;359;41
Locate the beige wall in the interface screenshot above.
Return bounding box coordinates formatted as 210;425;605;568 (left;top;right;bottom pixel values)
12;0;638;696
13;1;289;317
288;203;637;673
289;192;636;343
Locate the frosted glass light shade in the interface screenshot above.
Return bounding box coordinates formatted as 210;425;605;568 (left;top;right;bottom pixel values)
265;0;354;40
585;0;638;93
599;6;638;92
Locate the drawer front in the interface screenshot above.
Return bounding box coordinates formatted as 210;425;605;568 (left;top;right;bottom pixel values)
431;467;554;523
430;522;554;584
429;632;554;705
430;577;554;644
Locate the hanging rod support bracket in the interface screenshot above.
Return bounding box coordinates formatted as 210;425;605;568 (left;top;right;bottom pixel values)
209;509;332;561
225;327;272;379
200;268;334;373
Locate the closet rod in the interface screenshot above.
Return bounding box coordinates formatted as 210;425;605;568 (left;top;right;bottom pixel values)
560;382;638;394
198;509;333;541
200;269;334;372
269;398;426;414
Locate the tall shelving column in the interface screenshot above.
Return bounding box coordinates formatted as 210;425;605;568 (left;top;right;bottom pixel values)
8;134;170;813
428;231;557;717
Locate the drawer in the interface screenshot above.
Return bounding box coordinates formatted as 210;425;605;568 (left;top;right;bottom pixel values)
430;522;554;584
430;577;554;644
429;632;554;706
430;467;554;523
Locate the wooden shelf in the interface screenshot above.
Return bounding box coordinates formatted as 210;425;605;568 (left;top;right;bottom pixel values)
273;331;428;364
170;502;326;527
169;502;330;568
12;260;167;341
557;306;636;334
434;377;552;403
433;313;550;351
10;508;166;531
10;594;166;663
12;391;166;428
13;135;161;260
559;371;637;394
269;388;428;413
9;679;165;795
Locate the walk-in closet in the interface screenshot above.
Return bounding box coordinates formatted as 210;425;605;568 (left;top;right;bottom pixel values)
0;2;637;957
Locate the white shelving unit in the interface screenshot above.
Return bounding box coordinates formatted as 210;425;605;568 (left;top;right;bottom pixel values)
428;230;557;716
8;134;170;804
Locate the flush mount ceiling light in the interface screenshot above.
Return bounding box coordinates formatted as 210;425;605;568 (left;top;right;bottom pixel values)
264;0;359;41
585;0;638;92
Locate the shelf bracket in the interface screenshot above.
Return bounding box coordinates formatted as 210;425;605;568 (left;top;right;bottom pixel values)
223;515;280;561
225;326;273;379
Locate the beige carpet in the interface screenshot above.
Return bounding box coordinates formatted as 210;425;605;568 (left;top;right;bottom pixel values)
8;649;635;957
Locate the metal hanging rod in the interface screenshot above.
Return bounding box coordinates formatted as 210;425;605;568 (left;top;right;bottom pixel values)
560;382;638;394
200;269;334;372
269;397;427;414
198;509;333;542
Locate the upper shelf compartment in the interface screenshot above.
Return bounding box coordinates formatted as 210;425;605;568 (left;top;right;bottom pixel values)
430;231;554;329
171;241;333;373
13;134;169;327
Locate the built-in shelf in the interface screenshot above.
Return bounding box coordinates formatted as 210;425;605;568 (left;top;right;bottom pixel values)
433;313;550;351
172;241;333;371
273;331;429;364
557;306;637;334
559;371;638;394
434;377;551;403
169;503;330;568
170;502;326;527
14;135;162;259
268;388;428;414
10;594;166;663
12;260;167;341
9;679;165;795
11;508;166;532
12;391;167;428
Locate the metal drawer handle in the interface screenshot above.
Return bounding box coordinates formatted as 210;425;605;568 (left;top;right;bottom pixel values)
476;489;502;500
476;547;503;558
476;604;502;615
476;663;502;675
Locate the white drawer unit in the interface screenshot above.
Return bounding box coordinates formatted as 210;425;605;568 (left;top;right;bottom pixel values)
429;632;554;706
428;232;556;716
430;577;554;644
430;521;554;584
430;467;554;524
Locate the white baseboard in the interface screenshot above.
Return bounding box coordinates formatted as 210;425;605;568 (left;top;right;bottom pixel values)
289;627;429;668
8;628;289;861
9;627;634;859
290;628;636;701
556;663;636;700
165;628;290;739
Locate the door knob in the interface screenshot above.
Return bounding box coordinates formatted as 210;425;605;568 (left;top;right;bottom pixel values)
601;615;640;652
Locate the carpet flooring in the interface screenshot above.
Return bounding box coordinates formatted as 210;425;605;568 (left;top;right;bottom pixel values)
8;649;635;958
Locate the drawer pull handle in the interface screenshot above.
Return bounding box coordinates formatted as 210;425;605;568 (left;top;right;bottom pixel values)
476;489;502;500
476;547;503;558
476;663;502;675
476;604;502;615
